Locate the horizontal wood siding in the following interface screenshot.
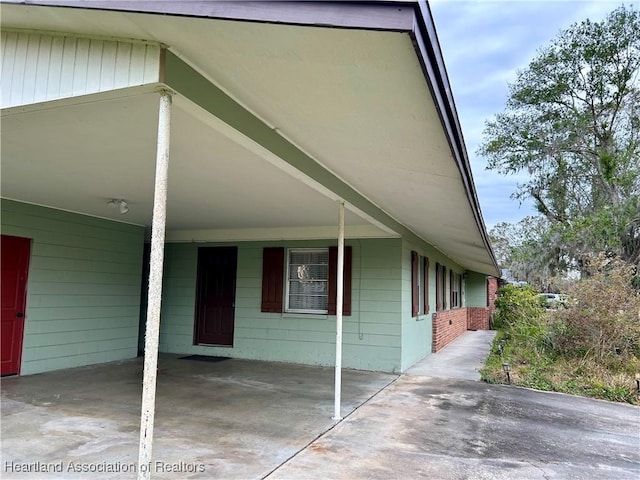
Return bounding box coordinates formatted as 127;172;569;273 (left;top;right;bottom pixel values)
160;238;403;372
1;30;160;108
466;271;488;307
400;239;466;371
1;199;144;375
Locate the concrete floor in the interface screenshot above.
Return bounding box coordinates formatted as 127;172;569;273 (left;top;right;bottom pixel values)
2;332;639;479
406;330;497;380
1;355;396;479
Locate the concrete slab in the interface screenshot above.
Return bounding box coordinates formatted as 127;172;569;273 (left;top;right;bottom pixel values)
1;355;396;479
406;330;497;380
4;340;638;480
270;377;640;479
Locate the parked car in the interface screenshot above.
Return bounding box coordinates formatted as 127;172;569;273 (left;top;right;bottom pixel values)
539;293;568;308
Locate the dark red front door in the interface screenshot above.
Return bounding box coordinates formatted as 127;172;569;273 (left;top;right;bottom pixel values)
194;247;237;346
1;235;31;376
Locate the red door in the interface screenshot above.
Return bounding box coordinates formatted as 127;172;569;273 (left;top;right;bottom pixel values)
194;247;237;346
1;235;31;376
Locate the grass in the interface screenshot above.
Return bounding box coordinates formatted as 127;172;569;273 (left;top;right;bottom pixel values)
482;314;640;405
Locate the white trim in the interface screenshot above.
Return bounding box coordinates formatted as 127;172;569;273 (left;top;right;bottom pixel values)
284;247;330;315
166;225;398;242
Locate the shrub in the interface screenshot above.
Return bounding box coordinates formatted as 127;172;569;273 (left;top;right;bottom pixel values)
484;262;640;404
553;255;640;361
493;284;545;330
493;284;546;354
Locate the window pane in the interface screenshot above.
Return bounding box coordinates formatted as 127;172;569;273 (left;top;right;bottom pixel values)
287;249;329;313
288;279;328;295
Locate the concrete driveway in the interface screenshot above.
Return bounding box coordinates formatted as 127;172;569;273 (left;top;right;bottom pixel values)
2;331;639;479
270;376;640;479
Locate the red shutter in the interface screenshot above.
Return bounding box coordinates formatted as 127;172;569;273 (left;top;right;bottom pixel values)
442;265;447;310
411;251;419;317
328;246;352;316
423;257;430;314
261;247;284;312
449;269;454;308
435;262;441;311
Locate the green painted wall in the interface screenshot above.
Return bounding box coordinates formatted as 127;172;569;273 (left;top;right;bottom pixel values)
1;199;145;375
159;238;404;372
465;271;488;307
399;238;466;371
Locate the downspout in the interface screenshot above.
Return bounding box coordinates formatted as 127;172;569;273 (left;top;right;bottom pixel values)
333;200;345;420
138;90;172;480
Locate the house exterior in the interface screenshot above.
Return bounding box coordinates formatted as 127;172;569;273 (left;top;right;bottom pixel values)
1;0;500;378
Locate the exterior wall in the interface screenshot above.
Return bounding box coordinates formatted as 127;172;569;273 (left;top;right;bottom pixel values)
465;271;491;331
399;239;466;370
432;308;468;351
0;30;160;109
399;240;432;371
159;238;404;372
487;276;499;315
465;271;488;307
0;199;145;375
467;307;489;331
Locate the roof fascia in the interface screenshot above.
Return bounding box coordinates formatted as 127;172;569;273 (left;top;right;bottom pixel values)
411;0;500;276
0;1;416;31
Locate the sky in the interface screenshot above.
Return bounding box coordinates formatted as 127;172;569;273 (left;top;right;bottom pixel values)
429;0;637;230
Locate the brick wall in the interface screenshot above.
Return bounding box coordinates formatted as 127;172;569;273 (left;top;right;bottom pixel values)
467;307;490;330
433;306;495;351
432;308;468;352
487;277;499;315
432;276;500;351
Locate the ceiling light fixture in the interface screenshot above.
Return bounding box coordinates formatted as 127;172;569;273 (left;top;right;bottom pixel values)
107;198;129;214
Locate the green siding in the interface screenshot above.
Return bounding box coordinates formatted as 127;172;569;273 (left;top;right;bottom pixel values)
1;199;144;375
399;238;466;371
465;271;488;307
159;238;403;372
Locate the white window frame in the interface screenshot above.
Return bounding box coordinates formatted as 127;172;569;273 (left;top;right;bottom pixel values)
285;248;329;314
452;272;461;308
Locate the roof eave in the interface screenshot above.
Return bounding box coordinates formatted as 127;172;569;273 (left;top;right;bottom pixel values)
0;0;500;276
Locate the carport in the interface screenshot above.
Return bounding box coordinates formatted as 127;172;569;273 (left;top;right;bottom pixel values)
1;1;500;477
1;354;397;479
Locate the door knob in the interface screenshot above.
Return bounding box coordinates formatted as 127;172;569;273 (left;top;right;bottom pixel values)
16;313;24;318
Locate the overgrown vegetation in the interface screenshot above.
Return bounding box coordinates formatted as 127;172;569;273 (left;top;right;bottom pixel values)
483;256;640;405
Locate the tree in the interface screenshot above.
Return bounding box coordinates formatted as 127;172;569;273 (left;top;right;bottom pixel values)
489;216;560;289
480;6;640;275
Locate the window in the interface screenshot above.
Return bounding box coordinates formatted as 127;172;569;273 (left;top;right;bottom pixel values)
261;246;352;315
451;271;462;308
286;249;329;313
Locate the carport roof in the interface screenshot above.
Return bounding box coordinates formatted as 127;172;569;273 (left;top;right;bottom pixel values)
0;0;499;276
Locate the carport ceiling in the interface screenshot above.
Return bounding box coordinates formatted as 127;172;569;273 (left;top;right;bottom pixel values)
2;92;368;232
0;2;496;273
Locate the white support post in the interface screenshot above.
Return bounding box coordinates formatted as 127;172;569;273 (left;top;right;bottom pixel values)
333;200;345;421
138;90;172;480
